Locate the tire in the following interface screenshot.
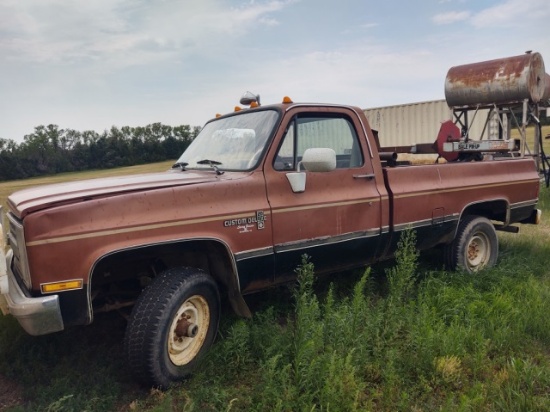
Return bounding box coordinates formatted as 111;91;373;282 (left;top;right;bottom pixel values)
124;267;220;388
445;216;498;273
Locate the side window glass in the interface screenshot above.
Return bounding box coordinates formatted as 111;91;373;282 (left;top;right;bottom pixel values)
274;115;363;171
274;120;296;170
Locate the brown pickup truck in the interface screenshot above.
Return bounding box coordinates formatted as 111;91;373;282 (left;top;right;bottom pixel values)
0;95;541;387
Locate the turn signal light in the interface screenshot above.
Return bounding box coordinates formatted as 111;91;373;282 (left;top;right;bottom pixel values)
41;279;83;294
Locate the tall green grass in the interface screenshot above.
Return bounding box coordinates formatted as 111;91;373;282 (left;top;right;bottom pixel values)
136;223;550;411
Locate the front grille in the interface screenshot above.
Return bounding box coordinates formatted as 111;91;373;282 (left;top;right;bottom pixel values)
7;213;32;289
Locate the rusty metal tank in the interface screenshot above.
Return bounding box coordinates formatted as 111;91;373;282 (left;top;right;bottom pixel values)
445;52;546;107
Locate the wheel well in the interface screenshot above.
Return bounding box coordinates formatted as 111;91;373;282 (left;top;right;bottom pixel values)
460;199;508;224
89;239;251;318
440;200;509;247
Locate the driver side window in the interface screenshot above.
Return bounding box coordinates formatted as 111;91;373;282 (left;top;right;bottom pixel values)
274;114;363;171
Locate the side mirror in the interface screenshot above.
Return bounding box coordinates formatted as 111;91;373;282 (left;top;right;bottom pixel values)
285;148;337;193
301;148;337;172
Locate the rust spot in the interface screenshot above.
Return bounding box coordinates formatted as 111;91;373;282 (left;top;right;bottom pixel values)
446;54;531;88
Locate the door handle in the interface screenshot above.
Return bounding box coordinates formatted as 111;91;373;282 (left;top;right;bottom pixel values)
353;173;375;180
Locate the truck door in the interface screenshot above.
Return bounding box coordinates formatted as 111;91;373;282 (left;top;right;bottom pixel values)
264;108;383;281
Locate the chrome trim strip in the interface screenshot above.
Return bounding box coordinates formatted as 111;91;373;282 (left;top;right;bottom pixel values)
509;199;538;209
393;214;459;232
274;229;380;254
235;247;275;261
393;219;431;232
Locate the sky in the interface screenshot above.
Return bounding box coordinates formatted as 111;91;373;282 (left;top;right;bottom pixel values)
0;0;548;142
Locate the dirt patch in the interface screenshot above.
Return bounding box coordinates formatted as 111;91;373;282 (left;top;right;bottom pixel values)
0;373;24;411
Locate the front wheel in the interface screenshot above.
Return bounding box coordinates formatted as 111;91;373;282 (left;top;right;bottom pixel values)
445;216;498;273
124;267;220;388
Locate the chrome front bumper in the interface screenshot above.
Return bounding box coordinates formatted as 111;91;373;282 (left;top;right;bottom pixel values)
0;249;64;336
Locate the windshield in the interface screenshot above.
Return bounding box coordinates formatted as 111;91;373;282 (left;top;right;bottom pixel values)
176;109;280;171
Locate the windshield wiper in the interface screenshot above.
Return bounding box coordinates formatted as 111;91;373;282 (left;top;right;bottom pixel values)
172;162;188;170
197;159;224;175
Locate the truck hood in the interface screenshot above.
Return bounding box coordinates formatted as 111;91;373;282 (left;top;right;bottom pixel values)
8;170;231;218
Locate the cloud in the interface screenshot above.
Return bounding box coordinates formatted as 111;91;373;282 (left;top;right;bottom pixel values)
259;17;280;27
0;0;294;66
432;11;471;25
471;0;550;28
361;23;379;29
431;1;549;31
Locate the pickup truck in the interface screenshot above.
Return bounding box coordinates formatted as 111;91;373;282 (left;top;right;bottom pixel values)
0;94;541;388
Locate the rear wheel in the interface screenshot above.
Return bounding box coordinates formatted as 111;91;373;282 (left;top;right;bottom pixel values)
445;216;498;273
124;267;220;388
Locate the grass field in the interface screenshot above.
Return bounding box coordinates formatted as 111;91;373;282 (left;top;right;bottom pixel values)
0;161;549;411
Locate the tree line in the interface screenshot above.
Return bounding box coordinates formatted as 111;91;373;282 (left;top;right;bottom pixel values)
0;123;200;181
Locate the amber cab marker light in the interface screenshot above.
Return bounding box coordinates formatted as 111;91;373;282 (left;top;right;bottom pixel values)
234;106;242;112
282;96;293;104
250;101;259;108
215;113;222;118
41;279;83;294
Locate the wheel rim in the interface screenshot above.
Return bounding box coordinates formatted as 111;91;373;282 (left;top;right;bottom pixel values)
466;231;490;271
168;295;210;366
